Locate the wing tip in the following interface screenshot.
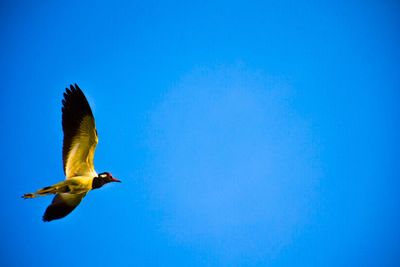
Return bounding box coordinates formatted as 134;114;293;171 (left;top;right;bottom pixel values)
69;83;82;93
62;83;86;109
42;215;51;222
42;194;83;222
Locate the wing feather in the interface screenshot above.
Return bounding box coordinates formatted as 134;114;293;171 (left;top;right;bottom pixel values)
62;84;98;178
43;193;86;222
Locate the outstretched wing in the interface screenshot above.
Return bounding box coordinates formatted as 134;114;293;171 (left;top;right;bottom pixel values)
43;193;86;222
62;84;98;178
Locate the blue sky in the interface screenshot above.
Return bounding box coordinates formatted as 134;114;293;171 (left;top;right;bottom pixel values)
1;1;399;266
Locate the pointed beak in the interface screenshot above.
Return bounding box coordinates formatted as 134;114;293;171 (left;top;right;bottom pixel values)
111;177;121;183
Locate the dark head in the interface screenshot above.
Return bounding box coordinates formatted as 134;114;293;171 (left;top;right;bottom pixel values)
92;172;121;189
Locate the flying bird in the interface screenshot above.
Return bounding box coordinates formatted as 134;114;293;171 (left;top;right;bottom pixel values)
23;84;121;222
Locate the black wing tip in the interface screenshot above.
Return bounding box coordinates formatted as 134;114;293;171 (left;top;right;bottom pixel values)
42;216;51;222
42;206;62;222
43;193;85;222
42;214;59;222
42;201;76;222
42;212;54;222
68;83;82;92
65;83;79;94
62;83;87;108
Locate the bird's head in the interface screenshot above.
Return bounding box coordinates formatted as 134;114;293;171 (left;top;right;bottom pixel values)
92;172;121;189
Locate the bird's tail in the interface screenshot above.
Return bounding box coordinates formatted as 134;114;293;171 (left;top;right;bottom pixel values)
22;182;69;199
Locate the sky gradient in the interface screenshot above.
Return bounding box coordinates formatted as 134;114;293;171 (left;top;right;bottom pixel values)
1;1;399;266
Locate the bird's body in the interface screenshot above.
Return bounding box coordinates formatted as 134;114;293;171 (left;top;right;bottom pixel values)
23;84;120;222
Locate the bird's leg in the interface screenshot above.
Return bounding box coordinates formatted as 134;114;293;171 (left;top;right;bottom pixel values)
22;181;70;199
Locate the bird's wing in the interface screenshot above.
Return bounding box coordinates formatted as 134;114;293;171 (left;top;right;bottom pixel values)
62;84;98;179
43;193;86;222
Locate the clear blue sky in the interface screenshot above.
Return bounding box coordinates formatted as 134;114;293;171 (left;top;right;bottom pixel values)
1;1;399;266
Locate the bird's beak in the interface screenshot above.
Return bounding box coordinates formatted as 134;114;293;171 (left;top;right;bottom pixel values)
111;177;121;183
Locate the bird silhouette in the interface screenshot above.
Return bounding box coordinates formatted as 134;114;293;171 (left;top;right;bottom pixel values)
23;84;120;222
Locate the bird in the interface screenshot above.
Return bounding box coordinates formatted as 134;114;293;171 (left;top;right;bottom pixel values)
23;84;121;222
